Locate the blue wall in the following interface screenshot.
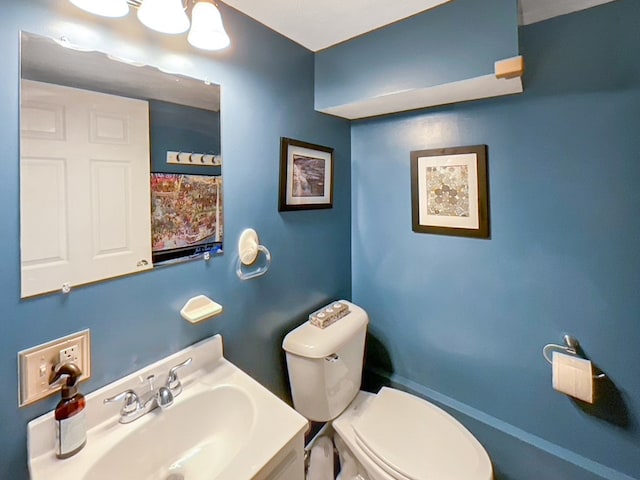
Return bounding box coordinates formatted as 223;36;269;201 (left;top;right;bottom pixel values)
149;100;221;174
2;1;639;479
315;0;519;111
352;1;640;478
0;1;350;477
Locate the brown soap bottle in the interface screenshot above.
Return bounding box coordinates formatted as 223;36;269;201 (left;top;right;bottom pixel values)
50;363;87;459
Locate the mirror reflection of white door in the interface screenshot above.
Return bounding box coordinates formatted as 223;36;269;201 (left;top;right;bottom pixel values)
20;79;152;297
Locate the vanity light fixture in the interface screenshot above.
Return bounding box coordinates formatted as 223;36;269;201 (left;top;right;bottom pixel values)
187;0;230;50
69;0;130;17
137;0;191;34
68;0;230;50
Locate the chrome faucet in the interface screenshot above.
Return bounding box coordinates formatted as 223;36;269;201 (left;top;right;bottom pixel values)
104;357;192;424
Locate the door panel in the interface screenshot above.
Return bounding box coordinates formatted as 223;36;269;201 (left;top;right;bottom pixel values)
20;79;152;297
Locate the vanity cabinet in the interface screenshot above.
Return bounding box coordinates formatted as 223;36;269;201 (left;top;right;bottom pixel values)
254;433;306;480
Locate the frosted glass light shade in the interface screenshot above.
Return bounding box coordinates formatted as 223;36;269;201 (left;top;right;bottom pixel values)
137;0;190;34
188;1;231;50
69;0;129;17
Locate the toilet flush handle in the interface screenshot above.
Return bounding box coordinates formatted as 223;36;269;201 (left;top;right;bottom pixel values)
325;353;339;362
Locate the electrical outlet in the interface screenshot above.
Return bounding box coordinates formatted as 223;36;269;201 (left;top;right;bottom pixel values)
18;330;91;407
59;344;80;364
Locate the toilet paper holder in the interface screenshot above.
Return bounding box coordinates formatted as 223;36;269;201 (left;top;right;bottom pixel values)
542;335;606;379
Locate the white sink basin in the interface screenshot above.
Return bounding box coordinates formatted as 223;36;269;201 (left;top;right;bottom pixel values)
28;335;308;480
85;386;254;480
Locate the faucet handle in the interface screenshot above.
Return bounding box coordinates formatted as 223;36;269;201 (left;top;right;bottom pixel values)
166;357;192;395
103;389;140;415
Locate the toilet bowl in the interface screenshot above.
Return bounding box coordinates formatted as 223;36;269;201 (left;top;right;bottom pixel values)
333;389;492;480
283;301;493;480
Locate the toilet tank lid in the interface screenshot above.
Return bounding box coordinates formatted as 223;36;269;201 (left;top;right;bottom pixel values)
282;301;368;358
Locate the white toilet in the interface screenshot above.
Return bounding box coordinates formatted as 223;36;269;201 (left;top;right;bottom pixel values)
283;301;493;480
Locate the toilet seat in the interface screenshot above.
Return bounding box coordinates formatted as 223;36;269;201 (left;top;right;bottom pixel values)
349;387;492;480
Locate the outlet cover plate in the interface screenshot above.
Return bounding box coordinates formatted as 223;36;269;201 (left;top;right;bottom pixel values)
18;329;91;407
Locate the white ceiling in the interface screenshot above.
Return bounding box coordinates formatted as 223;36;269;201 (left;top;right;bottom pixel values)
223;0;618;52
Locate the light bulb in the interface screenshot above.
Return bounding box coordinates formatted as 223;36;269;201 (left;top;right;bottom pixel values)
188;1;230;50
69;0;129;17
137;0;190;34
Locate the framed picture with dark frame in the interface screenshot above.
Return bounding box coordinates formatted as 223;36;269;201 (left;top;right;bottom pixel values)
279;137;334;211
410;144;489;238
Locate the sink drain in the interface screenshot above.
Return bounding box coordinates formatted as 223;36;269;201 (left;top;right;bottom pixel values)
166;474;184;480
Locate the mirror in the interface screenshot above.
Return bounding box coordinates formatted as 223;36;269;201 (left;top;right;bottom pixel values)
20;31;223;298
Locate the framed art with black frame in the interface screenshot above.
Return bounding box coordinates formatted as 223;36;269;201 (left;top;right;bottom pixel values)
410;144;489;238
278;137;334;211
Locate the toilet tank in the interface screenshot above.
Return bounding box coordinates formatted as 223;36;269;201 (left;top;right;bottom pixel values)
282;301;368;422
